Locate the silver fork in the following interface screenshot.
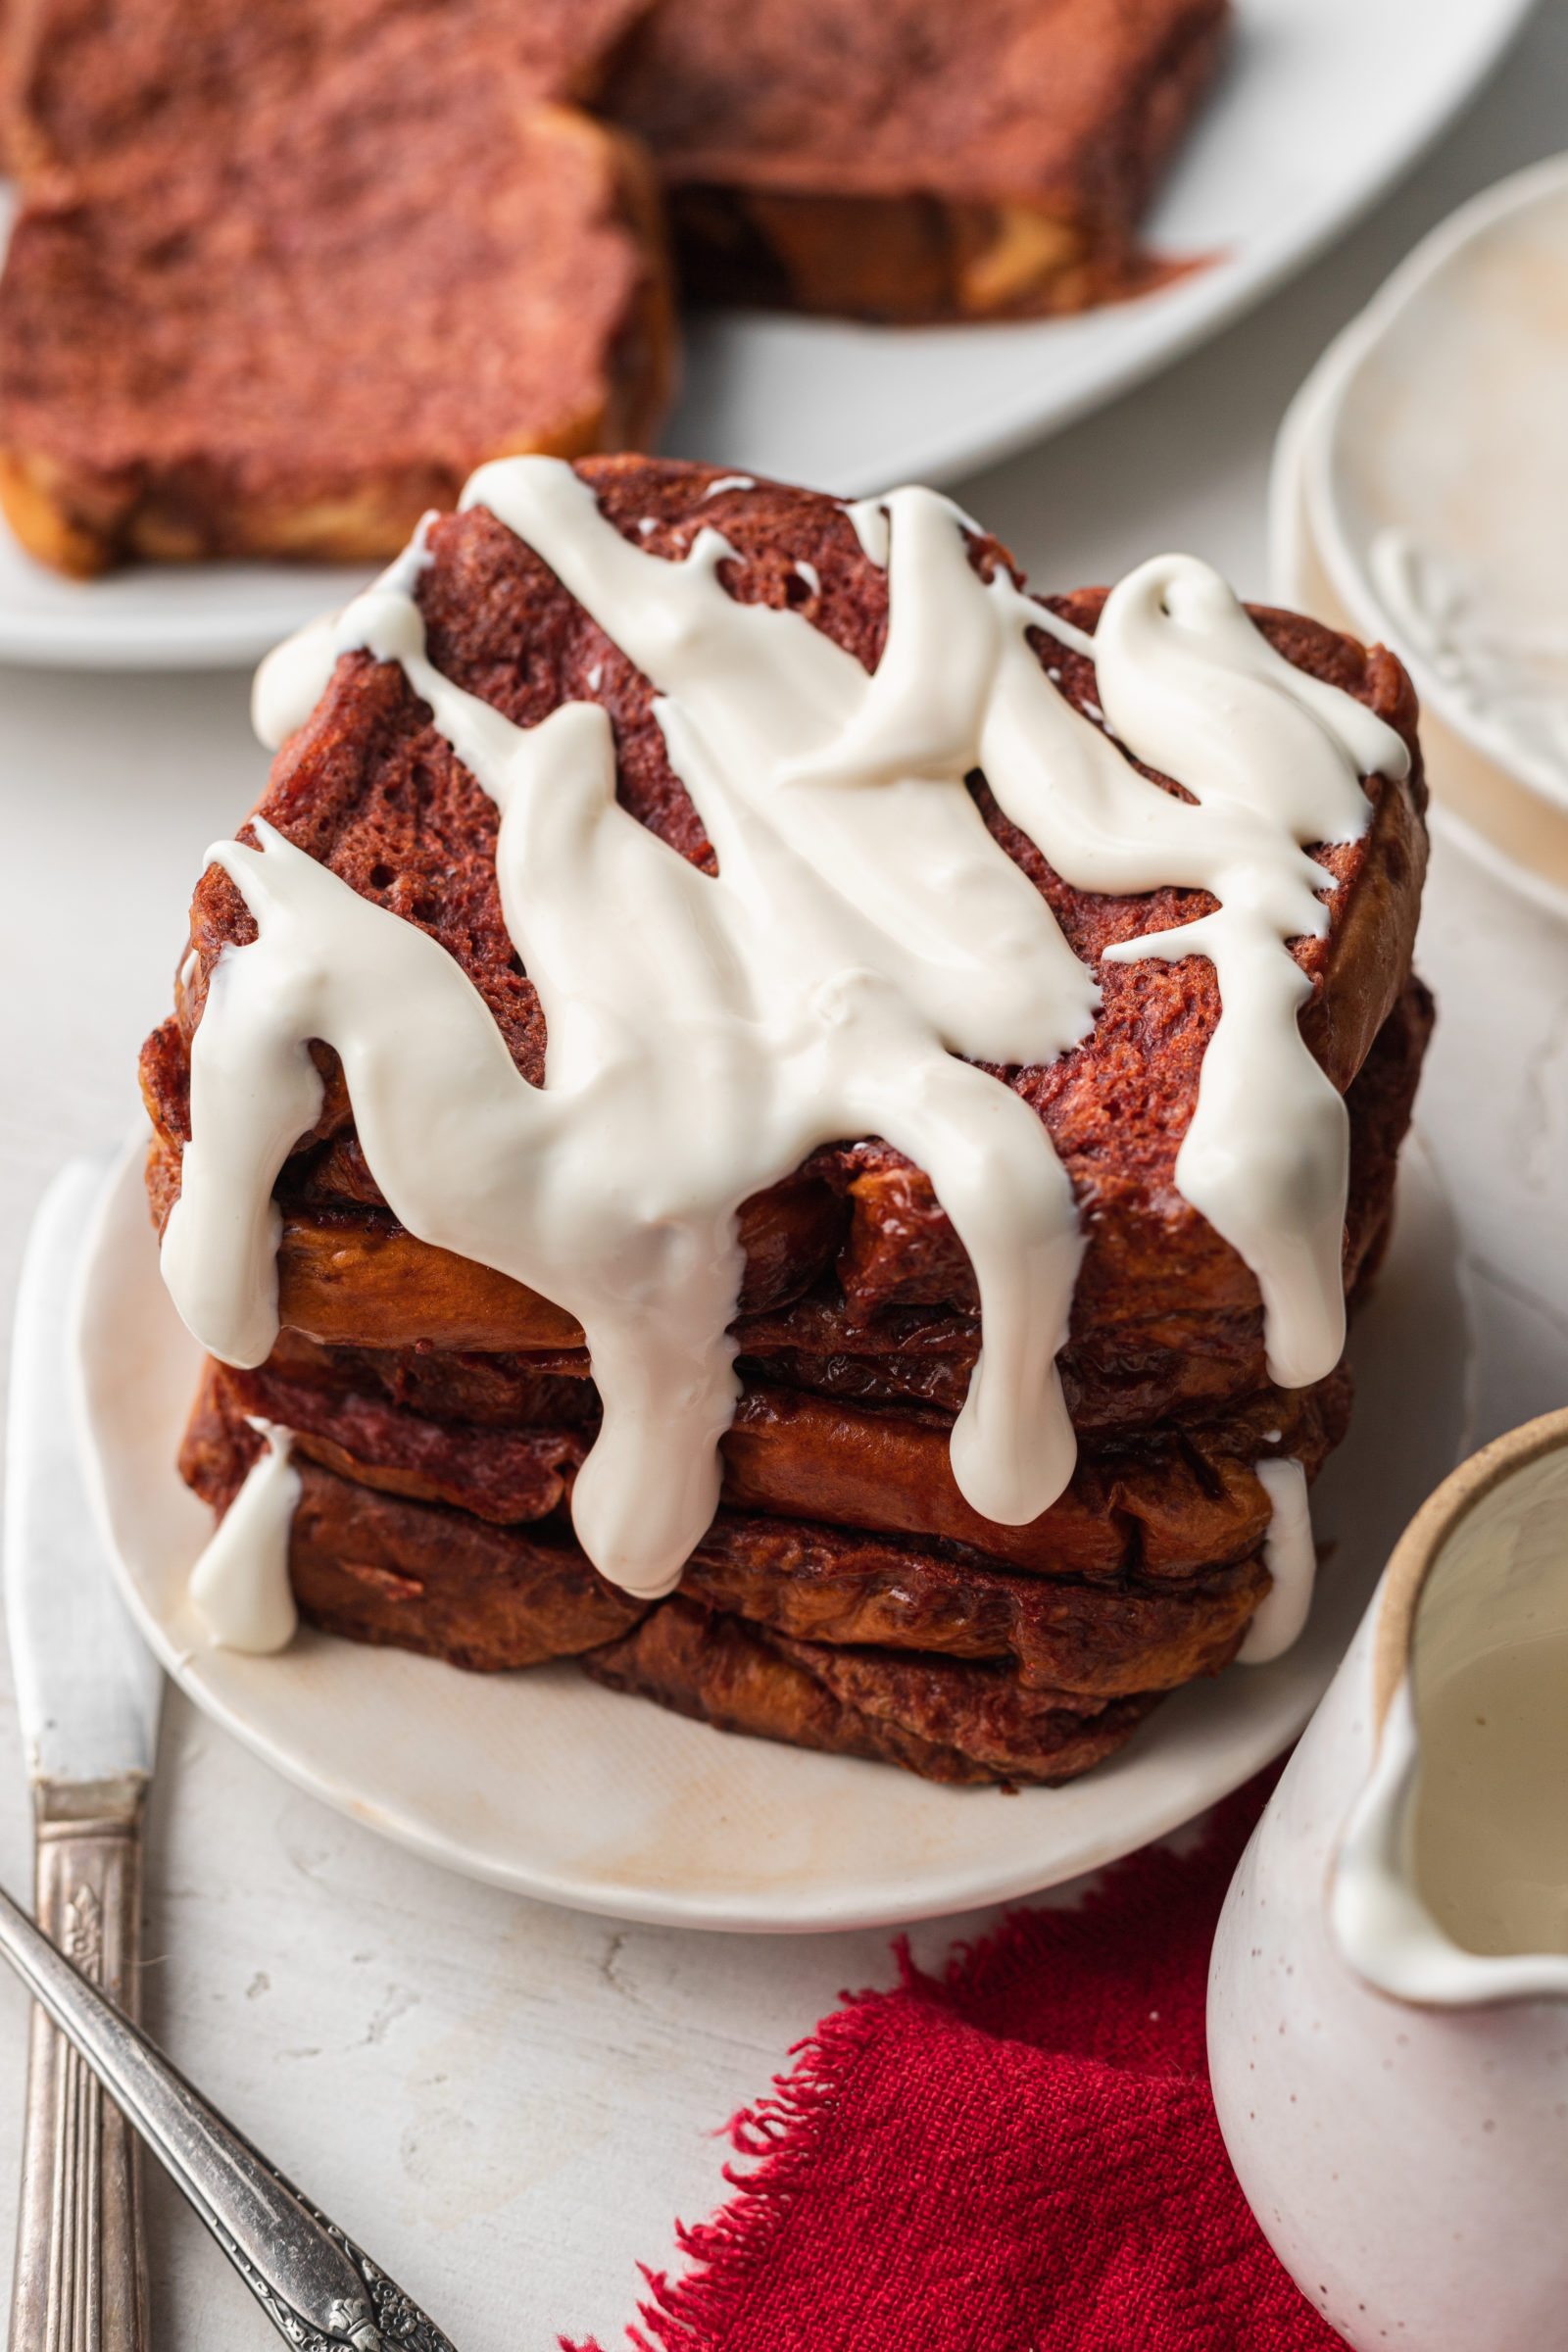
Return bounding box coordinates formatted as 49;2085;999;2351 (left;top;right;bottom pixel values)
0;1879;459;2352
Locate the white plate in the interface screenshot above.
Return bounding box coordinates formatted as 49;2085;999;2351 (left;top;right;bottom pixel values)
75;1130;1471;1933
0;0;1533;671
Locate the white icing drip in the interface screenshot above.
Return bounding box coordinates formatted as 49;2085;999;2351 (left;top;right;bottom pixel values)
704;475;755;497
795;560;821;598
1044;613;1098;659
250;531;436;752
1238;1456;1315;1663
637;517;657;536
465;466;1100;1067
253;611;339;749
844;499;889;568
1015;553;1403;1389
187;1417;300;1652
168;457;1406;1603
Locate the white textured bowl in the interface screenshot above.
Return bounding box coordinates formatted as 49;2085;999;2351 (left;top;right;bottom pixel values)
75;1134;1470;1933
1274;154;1568;920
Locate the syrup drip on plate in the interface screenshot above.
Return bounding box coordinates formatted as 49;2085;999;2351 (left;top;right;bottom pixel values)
172;458;1406;1606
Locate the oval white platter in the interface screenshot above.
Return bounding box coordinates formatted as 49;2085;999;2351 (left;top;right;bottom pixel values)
76;1129;1471;1933
0;0;1533;670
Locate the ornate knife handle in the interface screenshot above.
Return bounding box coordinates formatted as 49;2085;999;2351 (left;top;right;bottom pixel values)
11;1779;149;2352
0;1864;457;2352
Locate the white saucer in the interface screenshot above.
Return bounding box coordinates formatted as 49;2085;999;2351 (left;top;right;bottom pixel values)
74;1132;1471;1932
0;0;1533;670
1270;153;1568;927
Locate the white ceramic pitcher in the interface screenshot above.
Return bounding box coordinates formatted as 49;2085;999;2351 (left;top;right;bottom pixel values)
1207;1407;1568;2352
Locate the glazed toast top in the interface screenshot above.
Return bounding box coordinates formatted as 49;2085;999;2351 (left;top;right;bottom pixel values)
141;455;1427;1357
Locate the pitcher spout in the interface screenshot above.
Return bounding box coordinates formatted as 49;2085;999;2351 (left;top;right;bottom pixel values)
1332;1678;1568;2008
1331;1408;1568;2006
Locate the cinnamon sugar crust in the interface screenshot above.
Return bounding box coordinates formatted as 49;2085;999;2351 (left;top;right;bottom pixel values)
0;12;674;573
1;0;650;176
580;1598;1167;1784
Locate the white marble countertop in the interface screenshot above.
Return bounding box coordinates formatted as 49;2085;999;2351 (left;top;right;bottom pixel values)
2;13;1566;2345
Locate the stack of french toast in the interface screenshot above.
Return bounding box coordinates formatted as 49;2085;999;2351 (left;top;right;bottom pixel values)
139;457;1433;1787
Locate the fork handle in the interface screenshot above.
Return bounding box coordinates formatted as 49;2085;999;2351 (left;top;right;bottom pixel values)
10;1779;149;2352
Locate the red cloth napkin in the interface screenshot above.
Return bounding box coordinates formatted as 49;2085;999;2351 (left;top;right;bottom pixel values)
567;1772;1349;2352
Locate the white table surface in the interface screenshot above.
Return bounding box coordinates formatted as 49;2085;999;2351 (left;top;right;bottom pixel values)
2;12;1567;2343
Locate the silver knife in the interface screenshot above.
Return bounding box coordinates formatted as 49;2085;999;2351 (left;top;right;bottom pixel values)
4;1158;164;2352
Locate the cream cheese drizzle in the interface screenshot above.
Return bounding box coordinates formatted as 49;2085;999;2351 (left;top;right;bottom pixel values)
1238;1456;1316;1664
252;610;339;747
844;498;890;568
177;457;1407;1610
187;1417;300;1653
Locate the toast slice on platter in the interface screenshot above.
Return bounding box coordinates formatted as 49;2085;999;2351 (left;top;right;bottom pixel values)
0;2;673;571
602;0;1230;318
